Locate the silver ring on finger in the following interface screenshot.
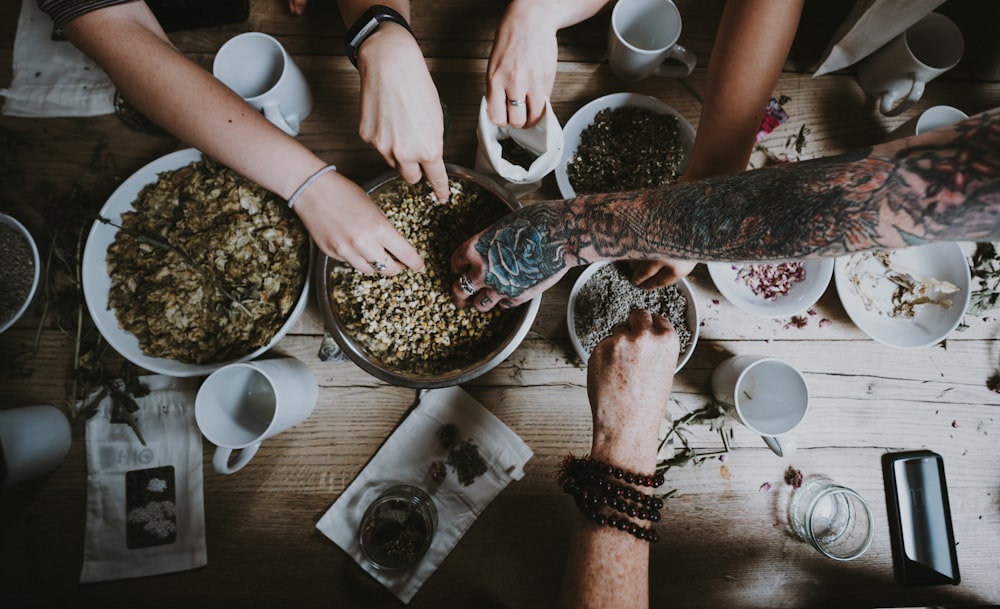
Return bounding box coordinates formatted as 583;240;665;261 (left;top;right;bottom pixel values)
480;293;493;306
459;274;477;295
507;98;525;107
370;257;388;272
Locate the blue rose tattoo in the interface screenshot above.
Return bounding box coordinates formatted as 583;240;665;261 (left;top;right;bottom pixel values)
475;209;567;298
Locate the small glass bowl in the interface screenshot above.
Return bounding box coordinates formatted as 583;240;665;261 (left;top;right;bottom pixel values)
359;485;438;570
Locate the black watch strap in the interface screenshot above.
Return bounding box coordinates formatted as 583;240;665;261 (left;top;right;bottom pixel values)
344;5;414;69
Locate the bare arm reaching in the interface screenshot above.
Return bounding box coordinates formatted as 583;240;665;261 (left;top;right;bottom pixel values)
452;108;1000;310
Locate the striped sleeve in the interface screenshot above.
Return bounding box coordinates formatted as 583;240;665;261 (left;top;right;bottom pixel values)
36;0;141;29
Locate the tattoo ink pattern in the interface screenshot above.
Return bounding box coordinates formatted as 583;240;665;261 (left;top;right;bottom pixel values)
470;108;1000;298
475;205;567;297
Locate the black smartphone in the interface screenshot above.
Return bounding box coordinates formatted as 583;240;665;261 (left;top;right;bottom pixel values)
881;450;960;587
146;0;250;33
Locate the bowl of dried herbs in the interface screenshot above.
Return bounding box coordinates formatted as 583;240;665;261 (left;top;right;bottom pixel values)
567;261;699;371
317;166;541;388
0;213;41;334
555;92;696;198
83;149;311;377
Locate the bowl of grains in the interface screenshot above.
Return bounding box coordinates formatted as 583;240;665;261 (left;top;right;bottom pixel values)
82;149;311;377
707;259;834;318
317;166;541;388
568;261;698;370
833;243;970;348
0;214;41;334
555;92;696;198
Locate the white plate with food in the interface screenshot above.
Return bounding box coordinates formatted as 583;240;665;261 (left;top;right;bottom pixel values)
833;243;970;348
566;261;699;371
555;92;696;199
82;148;311;377
707;259;834;318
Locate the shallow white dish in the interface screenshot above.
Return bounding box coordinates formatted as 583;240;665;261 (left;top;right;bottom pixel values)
567;261;699;371
707;259;834;318
555;92;696;199
833;243;971;349
81;148;310;377
0;213;41;334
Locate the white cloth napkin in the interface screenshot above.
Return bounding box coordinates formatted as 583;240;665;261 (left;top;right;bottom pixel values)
1;0;116;117
316;386;533;604
812;0;944;77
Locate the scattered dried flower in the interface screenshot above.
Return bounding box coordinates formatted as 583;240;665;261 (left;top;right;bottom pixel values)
784;466;803;489
759;481;773;492
429;460;447;484
735;262;806;301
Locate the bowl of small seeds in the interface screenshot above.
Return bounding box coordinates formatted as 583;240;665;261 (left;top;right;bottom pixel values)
0;214;41;334
567;261;699;371
317;166;541;388
555;92;696;198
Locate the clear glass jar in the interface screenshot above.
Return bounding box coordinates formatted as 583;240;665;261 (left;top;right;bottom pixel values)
359;485;438;570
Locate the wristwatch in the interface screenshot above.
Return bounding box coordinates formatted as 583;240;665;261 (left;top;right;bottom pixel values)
344;5;414;68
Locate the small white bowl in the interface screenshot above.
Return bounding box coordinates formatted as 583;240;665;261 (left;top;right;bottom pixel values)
707;259;834;318
833;243;971;348
0;214;41;334
555;92;696;199
567;261;699;371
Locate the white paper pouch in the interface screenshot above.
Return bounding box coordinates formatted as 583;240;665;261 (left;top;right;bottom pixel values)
80;375;206;582
474;96;564;195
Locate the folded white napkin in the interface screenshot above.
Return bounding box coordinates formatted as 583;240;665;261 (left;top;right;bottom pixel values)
316;386;533;604
1;0;116;117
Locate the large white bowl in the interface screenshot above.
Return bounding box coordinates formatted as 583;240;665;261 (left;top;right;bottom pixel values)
81;148;310;377
555;92;696;199
833;243;971;348
707;259;834;318
567;261;699;371
0;213;41;334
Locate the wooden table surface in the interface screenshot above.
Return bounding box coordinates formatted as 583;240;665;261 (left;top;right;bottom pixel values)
2;1;999;607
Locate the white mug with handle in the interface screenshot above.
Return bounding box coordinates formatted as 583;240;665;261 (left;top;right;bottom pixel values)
213;32;313;136
711;355;810;457
195;357;318;474
608;0;697;82
856;12;963;117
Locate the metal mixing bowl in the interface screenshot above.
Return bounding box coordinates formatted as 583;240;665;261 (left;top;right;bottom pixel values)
316;165;541;388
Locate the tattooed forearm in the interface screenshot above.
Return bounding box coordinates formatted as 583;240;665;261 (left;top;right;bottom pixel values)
567;108;1000;262
465;108;1000;302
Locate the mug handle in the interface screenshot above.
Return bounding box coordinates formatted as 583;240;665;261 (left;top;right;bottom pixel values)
262;102;300;137
655;44;697;78
880;79;924;117
213;442;261;474
762;434;796;457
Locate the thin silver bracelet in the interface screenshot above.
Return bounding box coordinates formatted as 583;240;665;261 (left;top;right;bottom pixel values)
286;165;338;209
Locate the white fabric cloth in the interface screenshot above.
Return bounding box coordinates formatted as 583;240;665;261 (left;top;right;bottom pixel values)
316;386;533;604
1;0;116;116
813;0;945;77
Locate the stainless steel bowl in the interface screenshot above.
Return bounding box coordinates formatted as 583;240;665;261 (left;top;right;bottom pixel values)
316;165;541;388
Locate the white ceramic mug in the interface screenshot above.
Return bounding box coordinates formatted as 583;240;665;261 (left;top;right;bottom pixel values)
888;105;968;140
711;355;809;457
857;12;964;117
195;357;318;474
213;32;313;136
0;405;72;487
608;0;696;82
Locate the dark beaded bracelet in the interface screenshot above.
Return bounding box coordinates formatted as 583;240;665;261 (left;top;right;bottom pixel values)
564;466;665;510
565;456;665;489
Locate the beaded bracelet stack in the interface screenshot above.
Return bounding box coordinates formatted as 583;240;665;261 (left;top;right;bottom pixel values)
558;455;665;543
